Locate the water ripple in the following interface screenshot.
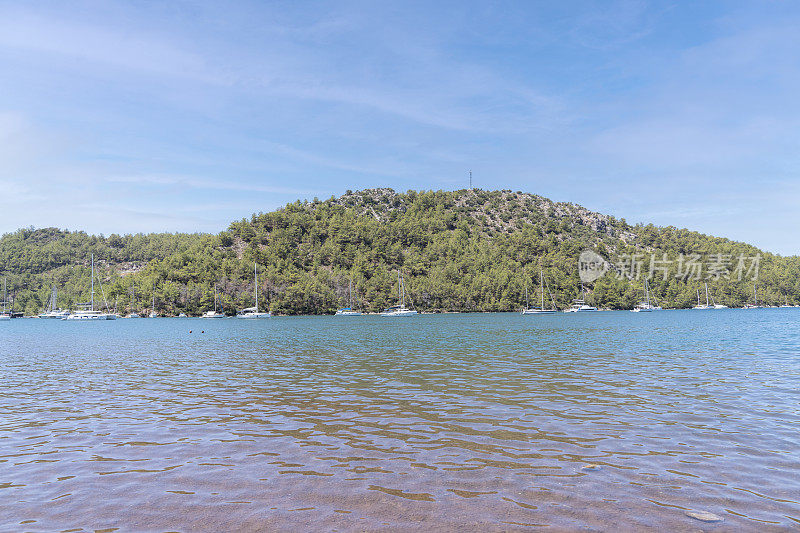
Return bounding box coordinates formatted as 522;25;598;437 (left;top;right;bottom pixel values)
1;311;800;530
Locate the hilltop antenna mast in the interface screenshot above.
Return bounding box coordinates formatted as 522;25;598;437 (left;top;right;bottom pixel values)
469;170;472;189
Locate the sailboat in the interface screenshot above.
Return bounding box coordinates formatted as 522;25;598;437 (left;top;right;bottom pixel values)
39;283;70;318
65;254;116;320
202;284;226;318
632;279;654;312
149;293;158;318
694;283;713;309
127;280;140;318
710;288;728;309
522;267;556;314
0;278;10;320
565;283;597;312
336;277;362;316
381;272;418;316
238;263;271;318
744;284;762;309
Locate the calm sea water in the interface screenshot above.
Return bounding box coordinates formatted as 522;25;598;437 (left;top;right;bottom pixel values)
2;310;800;531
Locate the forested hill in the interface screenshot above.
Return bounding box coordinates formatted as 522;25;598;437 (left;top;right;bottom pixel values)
1;188;799;315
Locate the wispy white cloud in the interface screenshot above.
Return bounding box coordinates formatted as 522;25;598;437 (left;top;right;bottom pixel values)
567;0;657;50
0;179;44;206
0;3;567;135
0;9;215;82
587;12;800;174
0;111;58;171
0;2;799;254
106;175;313;196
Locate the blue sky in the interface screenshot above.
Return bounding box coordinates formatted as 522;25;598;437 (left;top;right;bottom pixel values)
1;1;799;255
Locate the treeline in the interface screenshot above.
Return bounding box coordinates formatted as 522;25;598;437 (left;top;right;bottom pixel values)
1;189;799;315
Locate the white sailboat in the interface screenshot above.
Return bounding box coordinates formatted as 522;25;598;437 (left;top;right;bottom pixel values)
65;254;116;320
743;284;761;309
127;281;140;318
238;263;271;318
149;293;158;318
336;277;362;316
381;272;418;316
710;286;728;309
632;279;654;312
39;284;70;318
202;283;226;318
694;283;713;309
0;278;10;320
565;283;597;312
522;267;556;314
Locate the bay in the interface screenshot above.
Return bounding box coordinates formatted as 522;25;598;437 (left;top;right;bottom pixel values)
1;310;799;531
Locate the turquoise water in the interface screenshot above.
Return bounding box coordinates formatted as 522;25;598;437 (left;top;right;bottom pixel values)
2;310;800;531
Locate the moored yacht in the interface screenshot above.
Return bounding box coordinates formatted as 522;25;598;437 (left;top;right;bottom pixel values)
708;283;728;309
202;284;226;318
336;277;362;316
237;263;271;318
237;306;270;318
66;306;115;320
632;279;654;312
522;266;556;314
380;305;417;317
148;294;158;318
64;255;116;320
0;278;10;320
40;309;70;319
39;284;70;318
743;284;762;309
126;281;140;318
335;308;362;316
694;283;713;310
566;302;598;312
565;284;597;312
381;272;417;316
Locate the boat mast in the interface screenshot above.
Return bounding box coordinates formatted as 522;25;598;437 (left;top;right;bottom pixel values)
705;282;709;307
349;277;353;309
540;268;545;310
525;285;529;309
754;284;757;306
398;271;402;307
214;283;217;313
2;278;6;313
91;254;95;312
254;262;258;313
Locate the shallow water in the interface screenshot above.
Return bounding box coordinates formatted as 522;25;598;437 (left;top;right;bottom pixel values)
2;310;800;531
